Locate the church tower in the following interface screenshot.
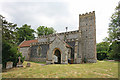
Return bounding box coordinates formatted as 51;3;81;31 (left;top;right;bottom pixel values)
79;11;97;63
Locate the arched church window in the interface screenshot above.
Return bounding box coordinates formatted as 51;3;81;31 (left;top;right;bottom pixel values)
37;46;42;56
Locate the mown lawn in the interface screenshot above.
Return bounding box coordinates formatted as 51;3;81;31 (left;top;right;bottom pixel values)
2;61;118;78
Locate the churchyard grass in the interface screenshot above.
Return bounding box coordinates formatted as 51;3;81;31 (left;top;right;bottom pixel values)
28;61;46;64
2;60;118;78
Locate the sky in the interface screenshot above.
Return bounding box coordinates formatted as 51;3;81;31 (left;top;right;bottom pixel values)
0;0;119;43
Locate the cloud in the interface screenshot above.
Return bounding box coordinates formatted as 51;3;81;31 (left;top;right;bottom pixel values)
0;0;119;43
0;2;72;30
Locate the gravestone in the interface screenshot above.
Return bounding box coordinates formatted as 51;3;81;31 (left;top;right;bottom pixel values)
6;61;13;69
16;56;23;67
26;63;31;67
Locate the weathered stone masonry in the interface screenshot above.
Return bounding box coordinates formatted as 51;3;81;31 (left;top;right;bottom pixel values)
19;11;97;64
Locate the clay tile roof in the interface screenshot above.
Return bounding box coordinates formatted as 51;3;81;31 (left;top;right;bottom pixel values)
19;39;38;47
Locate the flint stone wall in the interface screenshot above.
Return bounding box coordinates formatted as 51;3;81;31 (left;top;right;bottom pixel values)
79;11;97;63
19;47;30;60
47;36;69;64
30;44;49;58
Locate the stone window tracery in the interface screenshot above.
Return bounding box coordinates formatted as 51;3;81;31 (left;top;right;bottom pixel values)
37;46;42;56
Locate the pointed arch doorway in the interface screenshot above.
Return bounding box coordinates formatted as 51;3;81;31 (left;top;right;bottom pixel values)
53;48;61;64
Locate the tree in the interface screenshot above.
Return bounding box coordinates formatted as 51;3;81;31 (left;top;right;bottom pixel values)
108;41;120;60
2;40;24;68
16;24;35;44
107;6;120;42
37;26;56;36
96;42;110;60
106;4;120;60
2;17;24;68
2;19;18;44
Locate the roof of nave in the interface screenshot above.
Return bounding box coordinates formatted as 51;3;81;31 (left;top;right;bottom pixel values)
38;30;80;38
19;39;38;48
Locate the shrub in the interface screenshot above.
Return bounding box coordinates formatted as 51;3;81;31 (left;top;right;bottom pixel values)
108;41;120;60
97;51;108;60
2;40;24;68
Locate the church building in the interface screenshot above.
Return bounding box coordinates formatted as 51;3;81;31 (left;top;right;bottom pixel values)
19;11;97;64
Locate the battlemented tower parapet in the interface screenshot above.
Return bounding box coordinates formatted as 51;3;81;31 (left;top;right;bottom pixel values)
79;11;97;63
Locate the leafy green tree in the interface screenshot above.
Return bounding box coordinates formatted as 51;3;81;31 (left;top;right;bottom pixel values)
2;18;24;68
2;40;24;68
37;26;56;36
105;4;120;60
108;41;120;60
2;20;18;44
96;42;110;60
107;6;119;42
16;24;35;44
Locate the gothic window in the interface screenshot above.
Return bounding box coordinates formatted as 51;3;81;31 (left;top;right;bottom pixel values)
37;46;42;56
